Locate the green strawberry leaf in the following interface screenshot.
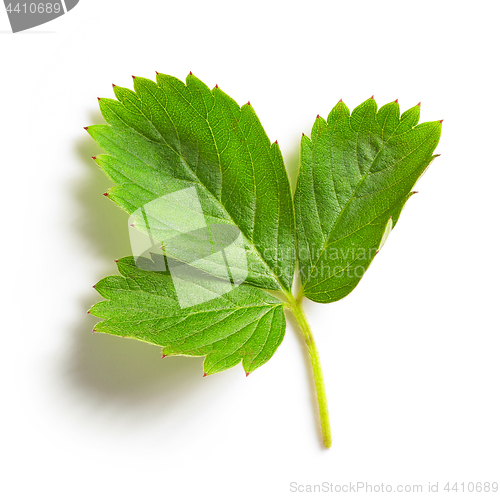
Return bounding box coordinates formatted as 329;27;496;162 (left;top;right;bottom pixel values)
90;256;286;376
86;74;443;447
294;98;441;303
87;73;295;292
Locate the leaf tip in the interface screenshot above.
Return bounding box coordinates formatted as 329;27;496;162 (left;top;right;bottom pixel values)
394;98;398;103
161;354;167;359
87;310;91;314
246;372;250;377
155;71;159;75
114;259;119;263
83;126;88;131
92;328;96;334
302;132;305;137
370;95;374;99
132;75;136;79
247;101;251;106
439;119;443;124
203;372;208;377
274;140;278;145
97;97;101;101
130;224;135;228
91;156;96;161
411;190;419;195
417;102;421;106
103;192;109;197
215;84;219;89
112;83;116;88
339;98;343;103
92;284;96;289
316;114;320;119
189;71;193;75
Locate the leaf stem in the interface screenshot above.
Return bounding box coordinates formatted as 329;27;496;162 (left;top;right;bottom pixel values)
289;296;332;448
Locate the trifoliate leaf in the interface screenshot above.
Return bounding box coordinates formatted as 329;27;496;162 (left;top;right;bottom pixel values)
86;75;443;447
90;256;286;376
294;99;441;303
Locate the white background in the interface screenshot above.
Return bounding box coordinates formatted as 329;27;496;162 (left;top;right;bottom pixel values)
1;1;499;495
